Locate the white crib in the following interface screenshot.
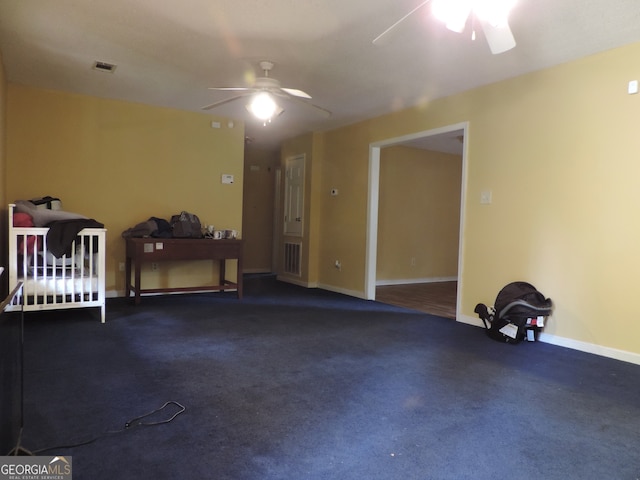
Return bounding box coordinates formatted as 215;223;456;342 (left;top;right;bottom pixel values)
6;203;107;322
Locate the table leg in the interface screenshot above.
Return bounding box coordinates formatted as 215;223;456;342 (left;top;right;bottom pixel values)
134;260;142;305
237;256;243;299
125;256;132;298
219;259;226;293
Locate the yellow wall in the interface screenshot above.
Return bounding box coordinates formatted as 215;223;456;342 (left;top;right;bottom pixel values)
0;52;6;294
5;84;245;294
286;41;640;357
0;51;5;205
317;124;373;293
242;146;280;272
378;146;461;282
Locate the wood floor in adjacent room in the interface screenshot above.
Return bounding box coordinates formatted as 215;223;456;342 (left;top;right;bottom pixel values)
375;281;457;319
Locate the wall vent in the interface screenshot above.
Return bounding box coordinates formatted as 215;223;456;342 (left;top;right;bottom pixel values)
92;61;117;73
284;242;302;276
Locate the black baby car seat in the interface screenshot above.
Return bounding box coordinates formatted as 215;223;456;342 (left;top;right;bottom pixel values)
474;281;553;344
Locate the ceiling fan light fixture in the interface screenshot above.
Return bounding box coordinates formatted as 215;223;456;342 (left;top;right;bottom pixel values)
432;0;516;31
432;0;472;33
204;61;329;118
246;92;284;125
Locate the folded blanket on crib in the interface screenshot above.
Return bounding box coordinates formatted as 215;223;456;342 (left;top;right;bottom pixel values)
47;219;105;258
14;200;104;258
15;199;88;226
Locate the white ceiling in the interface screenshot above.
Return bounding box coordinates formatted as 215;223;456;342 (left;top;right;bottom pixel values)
1;0;640;152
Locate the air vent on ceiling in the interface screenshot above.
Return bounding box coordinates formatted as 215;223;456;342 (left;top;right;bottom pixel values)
92;61;117;73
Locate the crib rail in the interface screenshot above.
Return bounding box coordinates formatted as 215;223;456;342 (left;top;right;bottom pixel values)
7;204;107;322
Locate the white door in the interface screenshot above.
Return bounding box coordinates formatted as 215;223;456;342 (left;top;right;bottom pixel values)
284;155;305;236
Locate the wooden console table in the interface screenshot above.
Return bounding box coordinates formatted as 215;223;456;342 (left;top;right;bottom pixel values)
125;237;243;305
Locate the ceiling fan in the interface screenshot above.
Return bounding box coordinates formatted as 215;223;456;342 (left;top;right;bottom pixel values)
202;61;332;119
373;0;517;55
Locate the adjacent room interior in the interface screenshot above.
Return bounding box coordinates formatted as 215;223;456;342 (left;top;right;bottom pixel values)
374;128;464;318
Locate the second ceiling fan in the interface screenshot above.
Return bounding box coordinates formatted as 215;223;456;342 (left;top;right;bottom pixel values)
373;0;517;55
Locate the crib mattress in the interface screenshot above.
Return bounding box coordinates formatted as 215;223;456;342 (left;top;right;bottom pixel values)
17;273;101;300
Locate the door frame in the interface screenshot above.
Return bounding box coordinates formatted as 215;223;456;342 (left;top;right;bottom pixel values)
272;167;282;273
365;122;469;321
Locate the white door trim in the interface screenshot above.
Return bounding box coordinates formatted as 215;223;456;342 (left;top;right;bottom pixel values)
366;122;469;322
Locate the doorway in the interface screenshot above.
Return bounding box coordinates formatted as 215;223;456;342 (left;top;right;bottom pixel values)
366;122;468;320
375;281;458;318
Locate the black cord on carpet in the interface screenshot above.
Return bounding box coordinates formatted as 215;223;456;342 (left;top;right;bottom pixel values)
31;401;186;455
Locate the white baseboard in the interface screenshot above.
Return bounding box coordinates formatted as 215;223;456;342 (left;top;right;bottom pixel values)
376;276;457;287
276;274;318;289
316;283;368;300
457;314;640;366
536;332;640;366
457;314;485;328
274;277;368;299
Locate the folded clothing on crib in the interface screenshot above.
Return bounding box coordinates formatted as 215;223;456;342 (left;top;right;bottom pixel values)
14;200;104;258
14;199;88;226
47;218;104;258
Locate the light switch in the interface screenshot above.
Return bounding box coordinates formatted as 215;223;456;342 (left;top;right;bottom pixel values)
629;80;639;95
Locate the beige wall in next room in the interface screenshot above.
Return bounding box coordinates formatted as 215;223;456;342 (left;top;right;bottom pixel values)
377;145;461;284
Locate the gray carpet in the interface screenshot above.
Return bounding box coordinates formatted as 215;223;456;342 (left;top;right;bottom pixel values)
18;275;640;479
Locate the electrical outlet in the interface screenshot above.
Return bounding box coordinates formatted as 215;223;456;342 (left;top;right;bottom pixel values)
334;260;342;271
411;257;417;267
151;262;159;271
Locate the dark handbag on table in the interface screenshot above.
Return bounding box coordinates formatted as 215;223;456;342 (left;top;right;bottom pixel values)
170;211;202;238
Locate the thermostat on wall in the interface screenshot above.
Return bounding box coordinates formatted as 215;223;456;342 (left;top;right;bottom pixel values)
221;174;234;184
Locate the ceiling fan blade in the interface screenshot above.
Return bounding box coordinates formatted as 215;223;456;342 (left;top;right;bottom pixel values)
208;87;252;92
284;95;332;118
201;94;250;111
372;0;432;45
479;19;516;54
281;87;312;99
